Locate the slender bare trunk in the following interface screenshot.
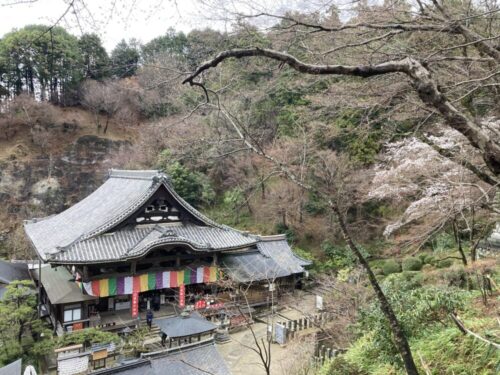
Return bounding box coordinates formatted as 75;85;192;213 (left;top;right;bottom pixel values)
329;202;419;375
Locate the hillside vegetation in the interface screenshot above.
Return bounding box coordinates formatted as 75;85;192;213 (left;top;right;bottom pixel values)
0;1;499;373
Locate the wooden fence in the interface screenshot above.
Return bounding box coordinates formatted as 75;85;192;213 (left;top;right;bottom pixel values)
274;311;334;344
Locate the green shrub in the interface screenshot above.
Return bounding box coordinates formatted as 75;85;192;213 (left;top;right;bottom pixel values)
380;259;401;275
412;324;499;374
320;240;371;271
437;259;453;268
383;271;423;290
431;232;455;252
156;153;215;208
357;285;469;368
422;264;433;272
443;266;469;288
423;254;436;265
275;222;296;243
320;356;367;375
373;268;384;276
402;257;423;271
292;247;315;262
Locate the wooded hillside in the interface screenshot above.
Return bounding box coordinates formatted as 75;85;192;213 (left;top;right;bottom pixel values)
0;1;499;373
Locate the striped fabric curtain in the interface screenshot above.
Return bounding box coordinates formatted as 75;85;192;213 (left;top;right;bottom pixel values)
81;266;220;297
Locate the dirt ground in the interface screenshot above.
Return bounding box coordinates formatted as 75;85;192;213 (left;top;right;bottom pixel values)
217;292;319;375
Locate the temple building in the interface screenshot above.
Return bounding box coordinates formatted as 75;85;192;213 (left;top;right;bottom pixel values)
24;170;309;334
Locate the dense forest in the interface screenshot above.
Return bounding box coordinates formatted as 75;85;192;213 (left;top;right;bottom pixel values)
0;0;499;374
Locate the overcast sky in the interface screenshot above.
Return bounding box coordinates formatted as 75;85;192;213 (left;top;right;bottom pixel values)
0;0;226;50
0;0;339;51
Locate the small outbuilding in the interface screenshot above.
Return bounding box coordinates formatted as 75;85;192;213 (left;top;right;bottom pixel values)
155;311;218;348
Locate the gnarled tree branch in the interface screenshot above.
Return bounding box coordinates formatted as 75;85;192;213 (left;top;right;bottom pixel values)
183;47;500;175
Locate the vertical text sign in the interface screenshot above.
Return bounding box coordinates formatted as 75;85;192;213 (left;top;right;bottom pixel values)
131;292;139;318
179;284;185;308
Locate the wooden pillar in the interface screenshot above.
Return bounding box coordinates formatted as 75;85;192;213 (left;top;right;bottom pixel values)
83;266;89;282
176;253;181;267
212;253;218;266
130;261;137;275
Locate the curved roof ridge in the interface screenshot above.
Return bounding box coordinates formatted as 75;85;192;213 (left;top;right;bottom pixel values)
25;169;265;262
126;238;210;259
108;169;162;180
258;234;287;241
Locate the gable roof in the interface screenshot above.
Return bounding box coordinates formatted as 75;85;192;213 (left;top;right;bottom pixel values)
24;170;256;263
0;260;30;285
155;312;218;338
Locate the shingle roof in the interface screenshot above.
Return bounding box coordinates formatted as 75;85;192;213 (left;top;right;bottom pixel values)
221;237;310;282
155;312;218;338
33;266;97;304
93;343;231;375
0;260;30;284
24;170;257;263
0;359;22;375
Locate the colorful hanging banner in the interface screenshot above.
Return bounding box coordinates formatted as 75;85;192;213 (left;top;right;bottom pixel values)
81;266;220;297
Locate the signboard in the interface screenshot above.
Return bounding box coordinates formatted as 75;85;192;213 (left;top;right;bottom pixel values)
72;322;83;331
108;297;114;311
92;349;108;361
315;295;323;310
131;292;139;318
179;284;185;308
274;323;287;345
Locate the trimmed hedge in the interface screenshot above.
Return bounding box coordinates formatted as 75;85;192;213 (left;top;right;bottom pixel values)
402;257;423;271
437;259;453;268
381;259;401;275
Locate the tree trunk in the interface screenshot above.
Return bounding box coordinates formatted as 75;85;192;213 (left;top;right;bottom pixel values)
104;115;110;134
329;202;419;375
453;220;468;266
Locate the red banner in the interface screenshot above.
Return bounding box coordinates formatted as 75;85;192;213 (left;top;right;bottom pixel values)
131;292;139;318
179;284;185;308
195;299;207;310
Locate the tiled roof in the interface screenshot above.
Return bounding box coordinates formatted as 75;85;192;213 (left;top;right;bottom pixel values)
155;312;218;338
53;223;257;263
0;260;30;284
33;266;97;304
24;170;257;263
221;237;310;282
0;359;22;375
93;343;231;375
